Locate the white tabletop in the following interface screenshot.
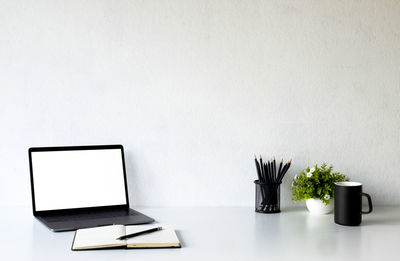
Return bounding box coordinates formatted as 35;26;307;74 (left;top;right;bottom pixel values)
2;206;399;261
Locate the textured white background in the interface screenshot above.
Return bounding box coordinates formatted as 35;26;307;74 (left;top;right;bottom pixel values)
1;0;399;207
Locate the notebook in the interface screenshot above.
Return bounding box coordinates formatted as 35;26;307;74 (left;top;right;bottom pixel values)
72;224;181;250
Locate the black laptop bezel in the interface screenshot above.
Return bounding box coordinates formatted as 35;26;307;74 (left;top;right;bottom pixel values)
28;144;130;217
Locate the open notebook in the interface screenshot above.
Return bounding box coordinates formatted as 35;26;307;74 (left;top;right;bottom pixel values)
72;224;181;250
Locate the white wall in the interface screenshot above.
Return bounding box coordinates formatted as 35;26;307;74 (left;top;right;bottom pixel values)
1;0;399;207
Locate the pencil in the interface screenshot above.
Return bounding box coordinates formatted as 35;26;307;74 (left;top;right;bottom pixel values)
255;155;266;201
283;159;292;180
278;160;291;182
280;163;289;181
268;160;274;183
254;155;262;182
272;157;276;183
277;159;283;181
259;156;265;182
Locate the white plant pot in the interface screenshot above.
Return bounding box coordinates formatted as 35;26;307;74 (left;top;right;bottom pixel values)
306;198;334;215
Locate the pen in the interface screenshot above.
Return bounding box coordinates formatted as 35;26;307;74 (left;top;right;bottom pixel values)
116;227;162;240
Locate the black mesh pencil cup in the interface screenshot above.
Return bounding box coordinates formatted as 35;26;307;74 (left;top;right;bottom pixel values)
254;180;281;213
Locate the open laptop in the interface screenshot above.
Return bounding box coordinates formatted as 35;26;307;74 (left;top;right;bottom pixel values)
29;144;154;232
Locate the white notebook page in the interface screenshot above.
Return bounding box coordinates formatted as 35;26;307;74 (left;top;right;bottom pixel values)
73;225;126;249
125;225;180;246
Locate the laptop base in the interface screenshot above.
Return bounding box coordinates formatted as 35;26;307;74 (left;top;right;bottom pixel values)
36;208;154;232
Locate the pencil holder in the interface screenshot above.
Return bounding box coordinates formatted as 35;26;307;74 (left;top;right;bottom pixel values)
254;180;281;213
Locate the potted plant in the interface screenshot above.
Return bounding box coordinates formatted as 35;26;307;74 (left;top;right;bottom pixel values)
292;163;349;215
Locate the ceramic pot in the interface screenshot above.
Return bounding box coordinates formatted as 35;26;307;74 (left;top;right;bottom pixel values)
306;198;334;215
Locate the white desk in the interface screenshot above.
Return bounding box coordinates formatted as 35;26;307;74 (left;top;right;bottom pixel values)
2;206;399;260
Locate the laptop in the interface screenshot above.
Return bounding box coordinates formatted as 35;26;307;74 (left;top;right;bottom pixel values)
28;144;154;232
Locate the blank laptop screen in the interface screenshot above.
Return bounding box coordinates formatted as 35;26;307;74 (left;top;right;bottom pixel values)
31;148;127;211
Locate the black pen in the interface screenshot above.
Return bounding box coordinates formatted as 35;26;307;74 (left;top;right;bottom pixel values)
116;227;162;240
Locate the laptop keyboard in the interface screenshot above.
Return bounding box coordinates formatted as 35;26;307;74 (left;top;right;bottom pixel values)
42;209;138;223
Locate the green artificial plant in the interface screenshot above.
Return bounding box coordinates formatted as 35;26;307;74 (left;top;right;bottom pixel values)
292;163;349;205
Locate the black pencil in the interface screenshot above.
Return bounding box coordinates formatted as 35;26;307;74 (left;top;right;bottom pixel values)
277;163;286;182
259;156;265;182
254;155;262;182
278;160;291;182
284;159;292;179
287;160;291;171
277;159;283;180
255;155;267;201
263;162;268;183
268;160;275;183
272;158;276;183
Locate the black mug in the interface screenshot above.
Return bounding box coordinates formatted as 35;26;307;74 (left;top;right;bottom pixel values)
334;182;373;226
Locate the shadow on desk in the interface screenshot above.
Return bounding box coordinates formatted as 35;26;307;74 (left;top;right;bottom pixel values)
175;230;186;247
362;216;400;226
281;206;400;226
358;206;400;226
280;206;308;214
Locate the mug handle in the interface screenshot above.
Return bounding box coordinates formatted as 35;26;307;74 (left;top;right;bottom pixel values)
361;193;373;214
